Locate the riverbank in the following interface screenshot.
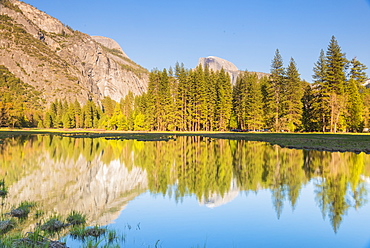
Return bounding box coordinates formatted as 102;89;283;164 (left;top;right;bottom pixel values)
1;129;370;153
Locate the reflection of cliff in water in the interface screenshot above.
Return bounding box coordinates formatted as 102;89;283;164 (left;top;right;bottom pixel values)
1;135;370;232
0;136;148;226
200;179;239;208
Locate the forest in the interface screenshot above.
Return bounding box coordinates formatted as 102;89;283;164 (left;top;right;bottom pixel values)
0;36;369;133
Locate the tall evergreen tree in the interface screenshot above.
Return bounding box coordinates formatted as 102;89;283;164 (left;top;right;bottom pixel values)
267;49;286;131
349;57;368;84
146;70;162;130
204;65;217;131
324;36;348;132
175;62;189;131
233;72;263;130
74;100;82;128
346;79;364;132
346;58;367;132
312;49;330;132
215;69;233;131
233;72;248;129
285;58;304;131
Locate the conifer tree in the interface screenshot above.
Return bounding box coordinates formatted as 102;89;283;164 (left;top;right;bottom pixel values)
244;73;264;130
233;72;263;130
346;79;364;132
215;69;232;131
267;49;286;131
205;68;217;131
158;68;173;130
285;58;303;131
346;58;367;132
302;82;320;132
74;100;82;128
101;96;116;118
312;49;330;132
233;72;247;129
349;58;367;84
175;62;189;131
146;70;162;130
324;36;348;132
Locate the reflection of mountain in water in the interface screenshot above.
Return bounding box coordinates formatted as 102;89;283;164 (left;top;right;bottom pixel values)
1;135;370;232
200;179;239;208
4;139;148;225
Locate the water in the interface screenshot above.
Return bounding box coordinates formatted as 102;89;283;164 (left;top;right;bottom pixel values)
1;134;370;247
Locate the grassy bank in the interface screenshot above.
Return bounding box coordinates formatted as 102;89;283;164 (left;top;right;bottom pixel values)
1;129;370;153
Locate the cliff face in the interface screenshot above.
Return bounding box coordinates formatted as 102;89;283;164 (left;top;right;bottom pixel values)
0;0;148;104
198;56;239;85
198;56;269;85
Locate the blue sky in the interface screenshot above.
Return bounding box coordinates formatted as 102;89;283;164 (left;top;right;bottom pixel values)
22;0;370;82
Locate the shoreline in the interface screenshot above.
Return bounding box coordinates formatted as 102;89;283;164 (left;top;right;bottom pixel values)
1;129;370;154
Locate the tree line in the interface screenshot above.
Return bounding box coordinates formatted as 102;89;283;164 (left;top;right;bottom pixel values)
0;36;369;132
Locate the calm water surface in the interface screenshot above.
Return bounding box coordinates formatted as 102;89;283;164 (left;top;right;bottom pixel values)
1;134;370;247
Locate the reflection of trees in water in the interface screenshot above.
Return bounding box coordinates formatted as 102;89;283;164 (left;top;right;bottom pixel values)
308;150;368;232
0;135;148;227
0;135;369;232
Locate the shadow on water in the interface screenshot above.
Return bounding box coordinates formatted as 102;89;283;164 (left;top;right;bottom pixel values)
0;134;369;234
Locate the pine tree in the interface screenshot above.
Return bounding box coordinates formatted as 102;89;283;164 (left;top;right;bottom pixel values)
261;76;274;129
302;82;320;132
215;69;233;131
101;96;116;118
205;68;217;131
267;49;286;131
146;70;162;130
119;92;135;130
324;36;348;132
44;111;53;128
233;72;247;129
82;100;100;128
312;49;330;132
74;100;82;128
160;69;176;130
245;73;264;130
285;58;304;131
349;57;368;84
175;62;189;131
233;72;263;130
346;58;367;132
346;79;364;132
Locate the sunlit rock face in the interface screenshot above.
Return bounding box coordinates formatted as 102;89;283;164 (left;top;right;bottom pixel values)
198;56;270;85
0;0;148;104
92;36;130;59
7;154;148;226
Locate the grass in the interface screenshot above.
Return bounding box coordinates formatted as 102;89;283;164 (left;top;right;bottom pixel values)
0;187;124;248
0;179;8;197
66;211;86;226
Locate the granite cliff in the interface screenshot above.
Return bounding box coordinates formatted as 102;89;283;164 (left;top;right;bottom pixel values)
198;56;269;85
0;0;148;104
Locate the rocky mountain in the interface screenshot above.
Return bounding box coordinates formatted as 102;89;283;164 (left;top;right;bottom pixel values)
198;56;269;85
0;0;148;104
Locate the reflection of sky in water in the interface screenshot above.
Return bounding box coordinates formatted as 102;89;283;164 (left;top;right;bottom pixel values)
67;182;370;248
3;135;370;247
